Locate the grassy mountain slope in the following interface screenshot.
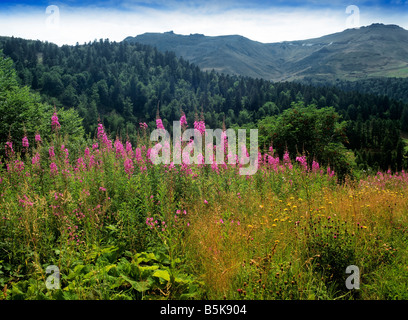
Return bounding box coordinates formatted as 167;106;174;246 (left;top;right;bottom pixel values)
125;23;408;82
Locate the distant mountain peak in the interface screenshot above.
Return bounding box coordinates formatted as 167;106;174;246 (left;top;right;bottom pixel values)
366;23;403;29
125;24;408;82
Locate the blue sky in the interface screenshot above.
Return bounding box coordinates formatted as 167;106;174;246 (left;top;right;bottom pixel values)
1;1;407;45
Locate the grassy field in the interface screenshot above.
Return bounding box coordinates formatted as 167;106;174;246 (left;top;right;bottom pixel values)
1;117;408;300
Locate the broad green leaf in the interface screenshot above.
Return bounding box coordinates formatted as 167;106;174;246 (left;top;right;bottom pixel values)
135;252;157;264
153;269;170;282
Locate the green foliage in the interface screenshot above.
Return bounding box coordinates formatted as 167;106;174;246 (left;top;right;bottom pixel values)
303;215;358;296
259;102;355;179
4;248;205;300
0;52;85;158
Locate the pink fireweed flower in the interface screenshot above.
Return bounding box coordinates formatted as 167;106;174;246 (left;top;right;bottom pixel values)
51;112;61;130
125;141;134;158
283;151;291;164
114;139;125;158
19;195;34;208
61;145;69;164
76;157;86;171
327;167;335;178
204;199;208;204
124;158;134;177
5;141;13;157
32;153;40;166
211;159;219;173
180;114;187;127
258;152;263;165
197;153;204;165
7;160;25;173
312;160;320;173
221;131;229;155
296;155;308;171
146;148;152;163
49;146;55;159
193;120;206;135
22;136;29;149
135;147;143;162
88;155;96;168
35;134;42;143
239;144;249;164
50;162;58;175
97;123;111;148
156;118;165;130
139;122;148;129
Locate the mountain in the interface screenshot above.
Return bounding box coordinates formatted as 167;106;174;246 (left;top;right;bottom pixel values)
125;24;408;83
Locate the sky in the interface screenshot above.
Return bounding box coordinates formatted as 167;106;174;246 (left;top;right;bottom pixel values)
0;0;407;46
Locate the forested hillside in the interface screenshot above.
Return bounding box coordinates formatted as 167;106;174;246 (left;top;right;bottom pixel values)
0;36;407;173
301;77;408;105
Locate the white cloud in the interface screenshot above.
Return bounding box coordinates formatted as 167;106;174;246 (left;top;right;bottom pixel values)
0;3;407;46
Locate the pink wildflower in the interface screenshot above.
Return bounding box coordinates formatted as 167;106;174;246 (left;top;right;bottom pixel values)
49;146;55;159
126;141;134;158
156;118;165;130
135;147;143;162
312;160;320;173
22;136;29;149
61;145;69;164
97;123;111;148
283;150;291;164
5;141;14;157
327;166;335;178
114;139;125;158
88;155;96;168
180;114;187;127
13;160;25;173
51;112;61;130
193;120;206;135
124;158;134;177
296;155;308;171
50;162;58;175
77;157;86;171
32;153;40;166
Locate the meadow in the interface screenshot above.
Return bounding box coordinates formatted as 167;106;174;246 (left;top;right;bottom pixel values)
1;112;408;300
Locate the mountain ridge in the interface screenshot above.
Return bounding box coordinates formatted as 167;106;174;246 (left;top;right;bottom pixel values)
125;23;408;82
